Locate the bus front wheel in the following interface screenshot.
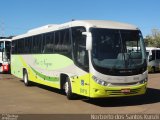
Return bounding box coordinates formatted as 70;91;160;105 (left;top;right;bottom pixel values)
64;77;75;100
23;70;31;86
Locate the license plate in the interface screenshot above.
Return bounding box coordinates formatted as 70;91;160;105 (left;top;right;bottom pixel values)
121;89;130;93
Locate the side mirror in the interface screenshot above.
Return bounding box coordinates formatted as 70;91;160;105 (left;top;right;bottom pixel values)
82;32;92;50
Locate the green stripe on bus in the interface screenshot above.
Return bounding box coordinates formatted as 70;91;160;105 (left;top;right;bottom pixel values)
30;66;59;82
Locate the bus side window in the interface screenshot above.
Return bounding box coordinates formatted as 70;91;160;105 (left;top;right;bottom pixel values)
26;37;32;54
156;50;160;59
11;41;17;54
18;39;24;54
54;31;60;53
53;29;71;58
43;32;54;53
59;29;71;56
152;50;156;60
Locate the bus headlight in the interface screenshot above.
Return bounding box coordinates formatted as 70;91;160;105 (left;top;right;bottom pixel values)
92;76;109;86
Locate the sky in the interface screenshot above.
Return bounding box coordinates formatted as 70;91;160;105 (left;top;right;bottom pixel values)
0;0;160;37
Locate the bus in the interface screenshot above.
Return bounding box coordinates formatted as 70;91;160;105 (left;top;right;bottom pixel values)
146;47;160;72
11;20;148;99
0;38;11;73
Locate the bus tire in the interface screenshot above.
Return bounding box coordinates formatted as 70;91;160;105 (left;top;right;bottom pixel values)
64;77;75;100
23;70;31;86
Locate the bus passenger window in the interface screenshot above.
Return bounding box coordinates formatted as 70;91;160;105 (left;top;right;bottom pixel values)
43;32;54;53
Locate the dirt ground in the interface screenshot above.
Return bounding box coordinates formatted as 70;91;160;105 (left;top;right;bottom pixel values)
0;73;159;114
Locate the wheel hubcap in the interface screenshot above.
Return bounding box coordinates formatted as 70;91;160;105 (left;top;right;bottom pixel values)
64;82;69;94
24;74;27;84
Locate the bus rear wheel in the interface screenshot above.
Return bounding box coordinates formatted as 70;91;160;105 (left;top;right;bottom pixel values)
64;77;75;100
23;70;31;86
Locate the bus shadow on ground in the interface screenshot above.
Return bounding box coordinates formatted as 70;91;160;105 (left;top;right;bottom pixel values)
20;80;66;95
33;83;86;100
20;80;89;100
19;80;160;106
0;73;14;80
83;88;160;107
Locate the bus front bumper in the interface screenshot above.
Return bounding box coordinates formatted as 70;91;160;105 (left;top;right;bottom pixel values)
89;83;147;98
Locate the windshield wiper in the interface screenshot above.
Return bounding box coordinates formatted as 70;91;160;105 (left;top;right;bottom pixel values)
118;30;128;69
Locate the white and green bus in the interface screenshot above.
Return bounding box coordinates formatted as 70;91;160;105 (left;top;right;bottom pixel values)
0;38;11;73
11;20;148;99
146;47;160;72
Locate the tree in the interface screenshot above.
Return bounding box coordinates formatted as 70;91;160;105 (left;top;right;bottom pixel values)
145;28;160;47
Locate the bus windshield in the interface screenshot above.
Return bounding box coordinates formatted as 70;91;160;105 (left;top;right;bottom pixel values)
0;41;4;52
5;41;11;53
91;28;147;76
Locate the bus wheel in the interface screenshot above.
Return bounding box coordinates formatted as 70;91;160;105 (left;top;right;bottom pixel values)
23;70;31;86
64;77;75;100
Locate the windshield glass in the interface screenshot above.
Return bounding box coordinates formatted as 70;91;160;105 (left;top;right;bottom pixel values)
91;28;147;76
0;41;4;52
5;41;11;53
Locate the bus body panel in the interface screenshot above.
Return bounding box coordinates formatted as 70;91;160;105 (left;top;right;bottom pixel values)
11;54;91;97
0;39;11;73
148;60;160;72
11;54;74;88
90;81;147;98
71;73;90;97
89;73;147;98
11;53;147;98
146;47;160;72
11;20;148;98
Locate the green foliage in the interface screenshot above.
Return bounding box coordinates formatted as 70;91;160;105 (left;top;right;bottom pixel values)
145;29;160;47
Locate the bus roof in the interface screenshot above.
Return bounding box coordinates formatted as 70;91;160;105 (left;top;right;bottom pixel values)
12;20;139;40
0;39;11;42
77;20;138;30
146;47;160;51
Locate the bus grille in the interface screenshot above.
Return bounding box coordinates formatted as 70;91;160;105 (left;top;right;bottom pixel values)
106;88;141;96
111;82;138;86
